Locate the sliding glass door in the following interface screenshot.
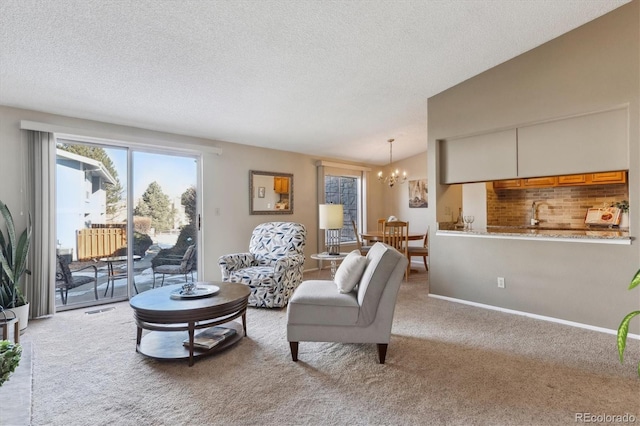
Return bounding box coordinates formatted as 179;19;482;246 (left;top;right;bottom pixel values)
132;151;198;292
55;140;199;310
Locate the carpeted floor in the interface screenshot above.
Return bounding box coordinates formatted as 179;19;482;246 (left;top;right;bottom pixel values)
23;270;640;425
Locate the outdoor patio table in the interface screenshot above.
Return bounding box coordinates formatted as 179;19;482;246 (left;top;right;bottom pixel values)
99;255;142;296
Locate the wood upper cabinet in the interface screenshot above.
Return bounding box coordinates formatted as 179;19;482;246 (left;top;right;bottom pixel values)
558;170;627;186
493;179;522;189
557;172;626;186
522;177;557;188
495;171;627;189
591;171;626;184
557;174;587;185
494;176;557;189
274;176;289;194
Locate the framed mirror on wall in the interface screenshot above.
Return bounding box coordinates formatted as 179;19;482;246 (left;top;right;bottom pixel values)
249;170;294;215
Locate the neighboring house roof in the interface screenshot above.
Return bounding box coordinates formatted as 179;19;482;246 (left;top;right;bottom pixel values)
56;149;117;185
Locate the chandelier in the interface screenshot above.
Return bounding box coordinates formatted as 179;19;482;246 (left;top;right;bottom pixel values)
377;138;407;187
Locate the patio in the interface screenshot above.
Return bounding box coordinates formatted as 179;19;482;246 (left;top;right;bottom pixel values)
57;244;196;307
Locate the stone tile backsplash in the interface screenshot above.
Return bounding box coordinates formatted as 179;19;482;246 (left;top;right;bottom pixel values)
487;183;629;226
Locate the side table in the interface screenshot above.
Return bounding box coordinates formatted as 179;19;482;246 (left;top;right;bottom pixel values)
310;252;349;280
0;317;19;344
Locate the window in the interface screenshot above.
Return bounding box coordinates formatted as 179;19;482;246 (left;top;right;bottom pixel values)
92;176;100;193
317;160;370;249
325;175;359;243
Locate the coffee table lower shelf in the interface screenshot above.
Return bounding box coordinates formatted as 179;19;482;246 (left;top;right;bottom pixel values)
137;321;243;361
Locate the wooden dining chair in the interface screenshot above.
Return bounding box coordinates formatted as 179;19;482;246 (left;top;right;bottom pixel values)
377;218;386;232
351;220;372;255
382;220;409;279
408;229;429;272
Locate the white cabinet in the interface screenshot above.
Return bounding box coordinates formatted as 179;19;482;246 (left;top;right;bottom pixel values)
440;129;517;184
440;108;628;184
517;108;628;178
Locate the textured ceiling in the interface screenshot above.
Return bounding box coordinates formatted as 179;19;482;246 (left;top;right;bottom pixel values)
0;0;629;165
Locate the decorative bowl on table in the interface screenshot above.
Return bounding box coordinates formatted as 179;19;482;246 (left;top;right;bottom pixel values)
170;283;220;300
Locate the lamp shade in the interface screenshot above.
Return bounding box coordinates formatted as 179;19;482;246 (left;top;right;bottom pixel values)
319;204;344;229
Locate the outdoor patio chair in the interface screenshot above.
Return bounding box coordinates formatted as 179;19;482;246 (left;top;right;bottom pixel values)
55;255;99;305
152;244;196;287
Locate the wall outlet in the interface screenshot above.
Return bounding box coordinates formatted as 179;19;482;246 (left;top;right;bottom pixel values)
497;277;505;288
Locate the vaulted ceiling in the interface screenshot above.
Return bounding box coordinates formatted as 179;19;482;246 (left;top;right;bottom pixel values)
0;0;629;164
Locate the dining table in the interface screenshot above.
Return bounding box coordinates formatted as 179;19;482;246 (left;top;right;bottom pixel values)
361;230;425;244
361;230;427;275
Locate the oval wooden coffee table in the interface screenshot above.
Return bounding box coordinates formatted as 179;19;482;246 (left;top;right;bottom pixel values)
130;281;250;366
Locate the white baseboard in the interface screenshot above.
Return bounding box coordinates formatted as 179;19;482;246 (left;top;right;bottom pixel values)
428;294;640;340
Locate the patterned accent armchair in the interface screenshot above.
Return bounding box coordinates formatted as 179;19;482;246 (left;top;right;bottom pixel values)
218;222;306;308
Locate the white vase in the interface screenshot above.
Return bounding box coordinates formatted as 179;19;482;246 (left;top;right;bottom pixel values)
7;302;29;334
619;212;629;229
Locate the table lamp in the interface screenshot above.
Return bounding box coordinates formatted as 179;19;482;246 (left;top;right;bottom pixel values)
319;204;344;255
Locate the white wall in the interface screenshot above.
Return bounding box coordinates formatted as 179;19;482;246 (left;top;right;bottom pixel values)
462;183;487;229
376;150;429;237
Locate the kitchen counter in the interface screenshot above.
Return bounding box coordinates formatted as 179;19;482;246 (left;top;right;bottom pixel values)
436;225;631;244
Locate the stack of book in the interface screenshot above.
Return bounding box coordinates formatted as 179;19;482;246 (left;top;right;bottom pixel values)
183;326;237;350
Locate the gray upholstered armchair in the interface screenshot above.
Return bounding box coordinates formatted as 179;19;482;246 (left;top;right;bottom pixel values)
218;222;307;308
286;242;407;363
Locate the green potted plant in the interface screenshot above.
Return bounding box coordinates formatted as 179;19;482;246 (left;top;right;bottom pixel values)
0;200;31;331
611;200;629;228
0;340;22;386
617;269;640;376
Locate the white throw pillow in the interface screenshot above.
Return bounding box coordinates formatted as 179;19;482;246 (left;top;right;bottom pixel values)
334;250;367;293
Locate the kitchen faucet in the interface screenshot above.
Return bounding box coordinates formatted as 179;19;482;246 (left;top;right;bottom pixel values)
531;201;540;226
